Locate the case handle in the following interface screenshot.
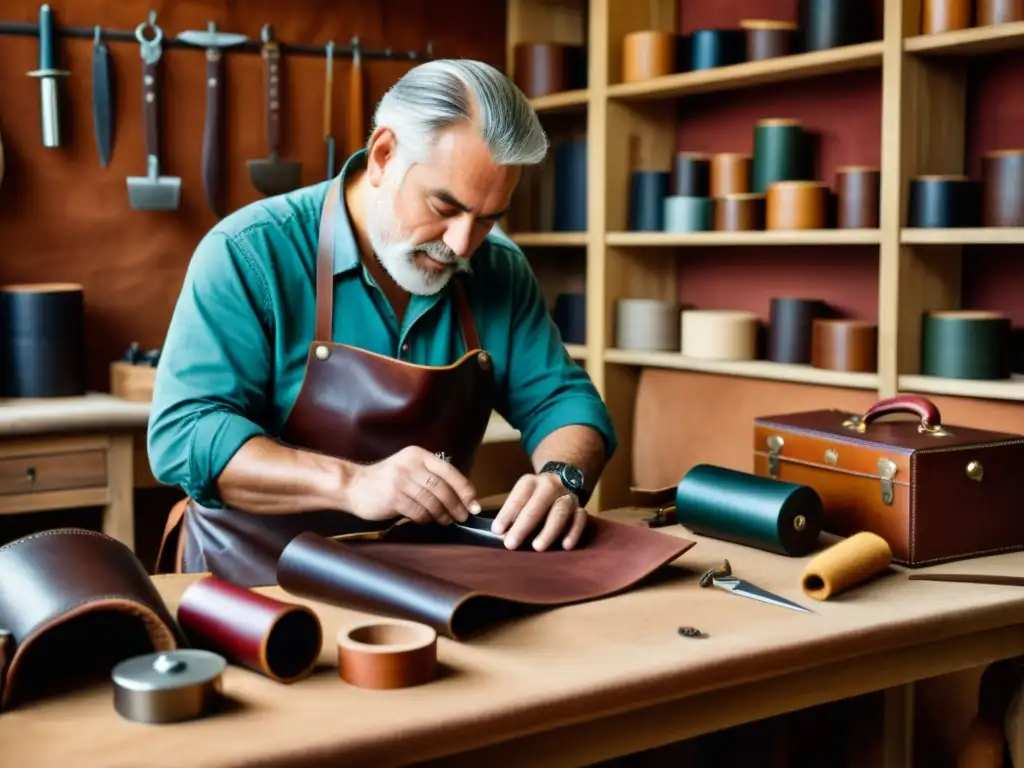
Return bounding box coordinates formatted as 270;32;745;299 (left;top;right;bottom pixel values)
842;395;949;436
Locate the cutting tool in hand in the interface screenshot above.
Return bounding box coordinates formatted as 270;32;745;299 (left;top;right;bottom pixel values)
699;559;812;613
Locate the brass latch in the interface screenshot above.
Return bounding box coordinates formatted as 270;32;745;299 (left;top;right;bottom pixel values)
767;435;784;476
877;458;897;505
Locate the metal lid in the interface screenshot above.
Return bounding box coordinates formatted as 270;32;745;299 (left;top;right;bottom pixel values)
112;650;226;692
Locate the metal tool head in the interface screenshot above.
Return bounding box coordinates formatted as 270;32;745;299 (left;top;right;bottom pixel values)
177;21;249;49
127;156;181;211
246;158;303;197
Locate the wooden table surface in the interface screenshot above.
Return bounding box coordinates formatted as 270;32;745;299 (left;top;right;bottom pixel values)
3;509;1024;767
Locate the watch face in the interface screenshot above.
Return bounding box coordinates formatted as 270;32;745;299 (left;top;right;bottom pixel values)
563;465;585;489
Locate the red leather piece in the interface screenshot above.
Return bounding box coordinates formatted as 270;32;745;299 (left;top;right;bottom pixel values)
862;395;942;428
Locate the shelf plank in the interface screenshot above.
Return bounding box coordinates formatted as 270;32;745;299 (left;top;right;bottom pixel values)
904;21;1024;56
529;89;589;113
605;230;881;247
509;232;588;247
899;375;1024;402
564;344;587;360
604;349;879;390
606;41;884;102
901;227;1024;245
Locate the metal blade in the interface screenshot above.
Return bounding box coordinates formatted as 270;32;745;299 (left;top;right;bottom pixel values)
717;578;813;613
91;27;113;168
176;31;250;48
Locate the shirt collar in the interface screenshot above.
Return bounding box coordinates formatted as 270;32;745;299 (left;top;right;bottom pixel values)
331;149;369;276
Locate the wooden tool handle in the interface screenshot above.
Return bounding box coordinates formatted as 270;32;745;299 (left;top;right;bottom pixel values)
263;41;281;154
347;39;364;156
202;50;223;216
142;59;160;158
323;42;334;140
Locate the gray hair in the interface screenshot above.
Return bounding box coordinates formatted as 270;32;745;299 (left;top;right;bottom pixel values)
371;59;549;168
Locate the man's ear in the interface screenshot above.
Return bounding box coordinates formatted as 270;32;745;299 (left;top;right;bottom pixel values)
365;128;397;187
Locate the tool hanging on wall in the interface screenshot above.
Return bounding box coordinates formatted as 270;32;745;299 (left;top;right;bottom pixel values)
26;4;70;149
91;26;114;168
346;36;365;158
178;21;249;217
126;13;180;211
323;41;336;180
247;24;302;196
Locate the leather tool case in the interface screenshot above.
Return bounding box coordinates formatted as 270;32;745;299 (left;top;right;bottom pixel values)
753;395;1024;566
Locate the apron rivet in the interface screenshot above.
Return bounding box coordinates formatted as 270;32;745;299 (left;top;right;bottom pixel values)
478;352;491;370
315;345;330;361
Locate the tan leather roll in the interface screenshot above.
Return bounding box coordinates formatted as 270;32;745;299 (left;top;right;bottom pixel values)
766;180;828;229
978;0;1024;24
714;192;766;231
622;31;677;82
337;620;437;690
922;0;972;33
616;299;681;351
810;319;877;372
680;309;760;360
710;153;751;197
801;532;893;601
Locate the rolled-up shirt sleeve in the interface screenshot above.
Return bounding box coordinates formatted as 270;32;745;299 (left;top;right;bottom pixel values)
147;232;272;507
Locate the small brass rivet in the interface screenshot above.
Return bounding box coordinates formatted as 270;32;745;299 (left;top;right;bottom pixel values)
315;345;330;361
824;448;839;465
966;460;983;482
793;515;806;532
478;351;492;370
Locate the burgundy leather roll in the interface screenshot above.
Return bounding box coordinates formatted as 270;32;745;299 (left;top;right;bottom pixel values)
978;0;1024;23
0;528;183;711
982;150;1024;227
837;167;881;228
276;517;694;639
740;20;797;60
715;193;766;231
513;43;586;99
177;575;322;684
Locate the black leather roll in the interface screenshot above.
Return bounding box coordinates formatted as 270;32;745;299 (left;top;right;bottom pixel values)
0;283;86;398
907;175;981;228
690;30;747;70
673;153;711;197
769;297;828;364
798;0;873;51
629;171;671;231
554;140;587;232
552;293;586;345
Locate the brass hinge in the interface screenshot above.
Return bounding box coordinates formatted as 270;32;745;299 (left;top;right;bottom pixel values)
877;458;897;505
767;435;784;476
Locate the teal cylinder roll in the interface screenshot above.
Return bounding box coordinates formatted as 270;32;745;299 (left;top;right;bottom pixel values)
674;464;823;556
663;196;713;232
752;119;806;194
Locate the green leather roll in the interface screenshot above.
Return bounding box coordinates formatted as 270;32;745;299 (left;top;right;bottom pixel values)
921;311;1012;380
674;464;823;557
752;119;806;194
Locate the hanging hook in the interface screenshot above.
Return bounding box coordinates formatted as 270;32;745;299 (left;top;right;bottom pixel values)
93;25;101;44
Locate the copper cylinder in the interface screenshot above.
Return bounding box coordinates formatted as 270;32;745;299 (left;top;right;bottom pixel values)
811;319;878;373
710;153;751;197
512;43;585;99
714;193;766;231
982;150;1024;226
836;166;880;228
978;0;1024;24
922;0;972;33
622;30;677;82
766;181;829;229
740;19;797;61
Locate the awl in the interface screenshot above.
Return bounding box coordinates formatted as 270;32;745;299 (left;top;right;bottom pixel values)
26;4;70;149
699;560;812;613
91;26;114;167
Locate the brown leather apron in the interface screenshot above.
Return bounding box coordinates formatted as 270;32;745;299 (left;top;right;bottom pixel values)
155;181;496;587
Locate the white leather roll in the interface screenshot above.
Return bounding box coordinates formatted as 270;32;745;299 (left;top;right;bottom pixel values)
680;309;760;360
616;299;680;351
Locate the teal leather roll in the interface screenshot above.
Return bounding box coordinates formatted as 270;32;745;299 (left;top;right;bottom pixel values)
663;196;713;232
921;311;1011;380
674;464;823;556
753;119;806;194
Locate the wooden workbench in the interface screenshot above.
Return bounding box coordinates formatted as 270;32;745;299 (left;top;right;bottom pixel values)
3;511;1022;767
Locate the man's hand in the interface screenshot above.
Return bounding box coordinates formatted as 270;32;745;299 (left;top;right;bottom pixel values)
490;472;587;551
343;447;480;525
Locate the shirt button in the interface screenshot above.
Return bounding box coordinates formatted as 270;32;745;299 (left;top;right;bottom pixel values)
400;342;410;356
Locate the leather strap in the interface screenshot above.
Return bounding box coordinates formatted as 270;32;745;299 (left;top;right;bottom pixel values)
201;49;224;217
314;180;480;352
154;497;188;574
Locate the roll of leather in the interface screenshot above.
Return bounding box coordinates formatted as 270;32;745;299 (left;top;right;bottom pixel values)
673;152;711;197
978;0;1024;24
629;171;671;231
811;319;877;372
674;464;823;557
663;196;713;232
801;532;892;601
552;292;586;345
769;297;826;364
337;620;437;690
740;19;797;60
690;29;747;70
753;119;806;193
512;43;586;99
177;575;322;684
622;30;678;82
836;166;881;228
554;139;587;232
799;0;873;51
0;528;185;711
714;193;766;231
616;299;680;351
766;181;828;229
922;0;972;33
710;153;751;197
680;309;760;360
982;150;1024;227
907;175;981;227
0;283;86;398
921;311;1012;380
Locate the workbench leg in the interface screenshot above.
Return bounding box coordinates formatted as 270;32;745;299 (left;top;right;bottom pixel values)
882;683;915;768
103;434;135;551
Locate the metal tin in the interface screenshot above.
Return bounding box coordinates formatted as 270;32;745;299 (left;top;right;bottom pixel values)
112;649;226;724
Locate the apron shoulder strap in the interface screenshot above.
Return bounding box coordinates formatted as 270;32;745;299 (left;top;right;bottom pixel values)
452;278;480;352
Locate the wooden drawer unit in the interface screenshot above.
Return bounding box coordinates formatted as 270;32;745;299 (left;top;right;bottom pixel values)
0;435;116;517
0;450;107;496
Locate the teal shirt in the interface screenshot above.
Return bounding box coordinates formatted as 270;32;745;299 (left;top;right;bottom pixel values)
148;152;617;507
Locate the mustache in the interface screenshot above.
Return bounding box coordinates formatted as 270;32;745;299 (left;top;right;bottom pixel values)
413;241;459;264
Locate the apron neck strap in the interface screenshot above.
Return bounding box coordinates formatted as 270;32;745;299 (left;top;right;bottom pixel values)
315;180;480;352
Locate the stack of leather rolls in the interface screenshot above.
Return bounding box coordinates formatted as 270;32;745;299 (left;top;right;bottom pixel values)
920;0;1023;34
770;298;878;372
908;152;1024;227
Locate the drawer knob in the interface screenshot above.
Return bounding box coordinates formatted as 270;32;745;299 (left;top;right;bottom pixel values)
25;467;35;483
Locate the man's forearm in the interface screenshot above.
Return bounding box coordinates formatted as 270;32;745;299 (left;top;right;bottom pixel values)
216;436;356;514
530;424;608;497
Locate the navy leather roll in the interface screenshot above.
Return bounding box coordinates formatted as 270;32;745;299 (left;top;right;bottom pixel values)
673;153;711;197
798;0;872;51
629;171;671;231
907;176;981;228
554;140;587;232
768;297;827;364
552;293;586;345
690;30;747;70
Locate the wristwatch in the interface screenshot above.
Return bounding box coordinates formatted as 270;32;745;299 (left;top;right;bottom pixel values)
540;461;590;507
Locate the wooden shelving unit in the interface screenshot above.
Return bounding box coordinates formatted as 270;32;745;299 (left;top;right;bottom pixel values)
504;0;1024;510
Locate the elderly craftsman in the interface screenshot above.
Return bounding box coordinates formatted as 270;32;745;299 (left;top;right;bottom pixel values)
148;59;617;586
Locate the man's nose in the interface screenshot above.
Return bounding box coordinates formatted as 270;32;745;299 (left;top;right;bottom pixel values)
442;216;474;257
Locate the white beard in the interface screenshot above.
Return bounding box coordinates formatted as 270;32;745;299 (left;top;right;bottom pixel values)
365;171;468;296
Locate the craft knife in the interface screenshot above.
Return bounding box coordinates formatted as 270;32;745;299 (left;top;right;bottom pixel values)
700;560;813;614
91;26;114;167
26;4;70;148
